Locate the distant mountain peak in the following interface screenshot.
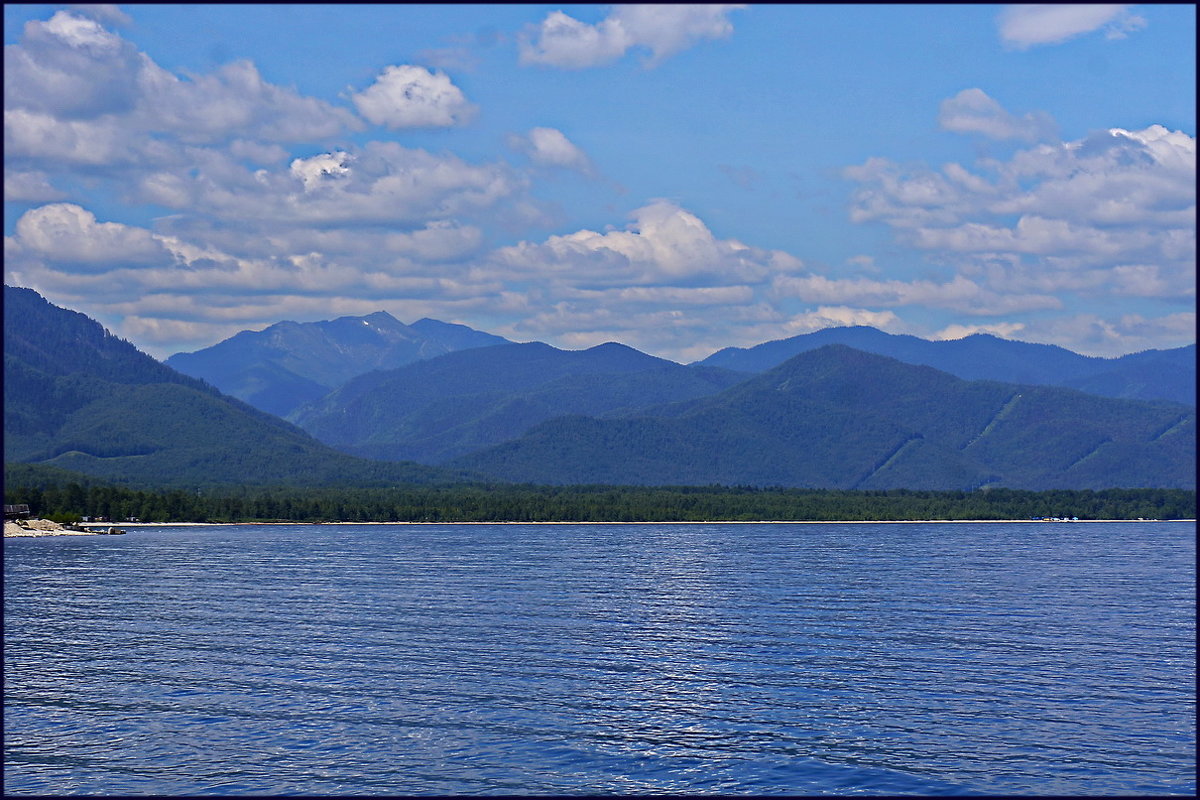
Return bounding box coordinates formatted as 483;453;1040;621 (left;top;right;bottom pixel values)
585;341;640;354
164;312;513;417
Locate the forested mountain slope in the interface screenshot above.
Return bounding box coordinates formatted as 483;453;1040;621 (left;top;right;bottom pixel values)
697;326;1195;405
456;345;1195;491
3;286;471;488
291;341;748;463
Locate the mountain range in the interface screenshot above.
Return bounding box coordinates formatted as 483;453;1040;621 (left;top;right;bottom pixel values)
169;314;1195;424
3;286;469;488
453;345;1194;490
5;285;1196;491
698;326;1195;406
290;341;748;464
165;312;510;417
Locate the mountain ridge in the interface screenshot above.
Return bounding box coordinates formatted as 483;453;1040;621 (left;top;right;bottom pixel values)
165;310;511;417
4;286;474;488
453;344;1195;491
696;326;1195;405
289;340;749;464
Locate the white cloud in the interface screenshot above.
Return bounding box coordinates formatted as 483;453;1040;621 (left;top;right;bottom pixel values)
519;11;630;69
350;65;476;128
228;139;289;165
10;203;172;270
492;200;800;286
846;121;1196;301
4;10;142;119
568;284;754;306
4;10;356;155
845;255;879;274
931;322;1027;341
383;221;485;262
4;170;67;202
773;306;909;337
998;5;1146;49
290;151;353;191
67;5;132;26
3;108;148;165
127;141;524;229
519;4;745;68
1013;311;1195;357
509;127;593;172
938;88;1057;142
135;59;358;144
771;273;1062;316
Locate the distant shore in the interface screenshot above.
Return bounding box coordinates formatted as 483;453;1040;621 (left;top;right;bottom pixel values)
6;518;1189;536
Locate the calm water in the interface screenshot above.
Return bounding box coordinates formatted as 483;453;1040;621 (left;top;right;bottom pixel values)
4;522;1195;795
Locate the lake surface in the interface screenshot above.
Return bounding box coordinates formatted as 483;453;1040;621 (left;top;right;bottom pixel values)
4;521;1195;795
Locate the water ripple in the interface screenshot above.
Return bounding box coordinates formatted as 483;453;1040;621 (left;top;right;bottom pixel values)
5;522;1195;795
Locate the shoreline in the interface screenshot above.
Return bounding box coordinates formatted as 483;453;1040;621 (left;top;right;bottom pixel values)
9;518;1193;536
73;518;1200;526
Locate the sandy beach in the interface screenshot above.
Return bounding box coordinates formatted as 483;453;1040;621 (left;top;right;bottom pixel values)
4;518;99;537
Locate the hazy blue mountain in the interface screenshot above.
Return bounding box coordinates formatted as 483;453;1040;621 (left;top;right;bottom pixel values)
696;326;1195;405
1061;345;1196;406
455;345;1195;491
165;311;511;417
4;286;472;488
291;341;750;464
409;317;513;351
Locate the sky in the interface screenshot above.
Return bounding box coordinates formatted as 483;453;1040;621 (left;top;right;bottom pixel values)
3;3;1195;362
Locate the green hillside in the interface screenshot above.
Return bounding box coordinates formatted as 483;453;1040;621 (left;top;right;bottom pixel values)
291;341;747;463
455;345;1195;490
3;286;471;488
697;325;1195;406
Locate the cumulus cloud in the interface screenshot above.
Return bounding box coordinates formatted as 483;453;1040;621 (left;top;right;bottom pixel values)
508;127;593;173
4;10;355;148
290;151;353;191
492;200;801;287
11;203;172;270
350;65;476;128
938;88;1057;142
998;4;1146;49
846;119;1196;301
128;141;524;229
519;4;745;68
4;10;142;119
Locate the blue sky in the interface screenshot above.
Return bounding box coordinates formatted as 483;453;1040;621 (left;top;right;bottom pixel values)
4;3;1195;361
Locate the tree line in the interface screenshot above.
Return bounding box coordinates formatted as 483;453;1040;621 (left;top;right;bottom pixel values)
4;480;1194;523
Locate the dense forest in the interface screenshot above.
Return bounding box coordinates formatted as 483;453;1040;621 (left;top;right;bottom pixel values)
4;471;1194;523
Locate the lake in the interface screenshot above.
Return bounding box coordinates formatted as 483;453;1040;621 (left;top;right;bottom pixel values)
4;521;1195;795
